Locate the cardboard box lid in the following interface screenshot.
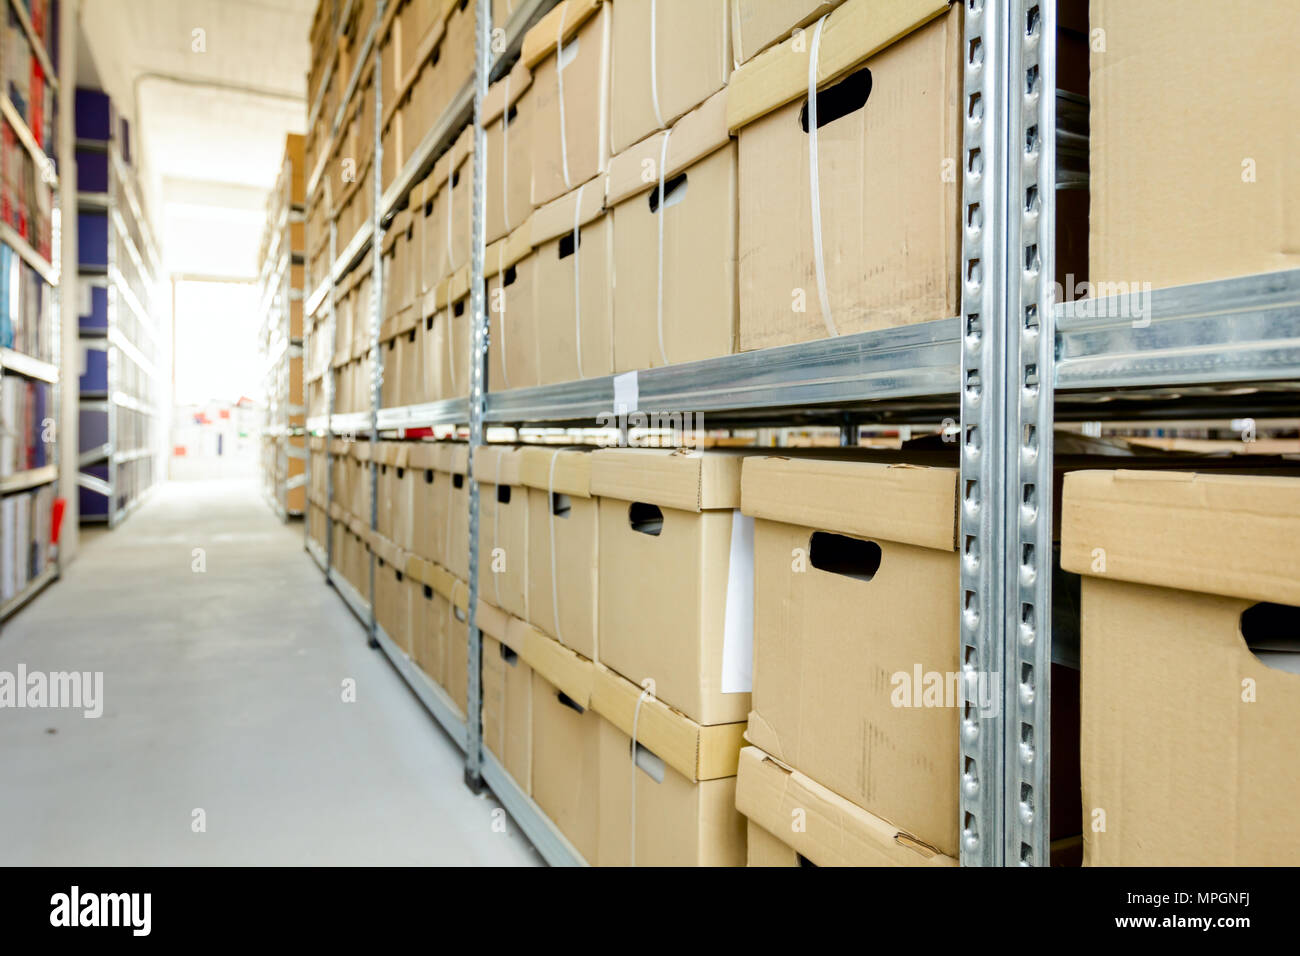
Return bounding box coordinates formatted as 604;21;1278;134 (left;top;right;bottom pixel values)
450;124;474;174
514;618;594;707
483;57;533;127
406;553;460;600
590;447;746;512
375;441;411;467
476;598;511;644
726;0;952;132
484;219;534;279
736;746;957;867
397;12;449;97
349;441;372;461
436;441;470;475
395;303;420;335
471;444;524;485
329;500;344;521
591;663;745;783
329;438;350;455
517;445;594;498
310;435;327;451
741;456;958;551
521;0;604;69
530;176;607;246
1061;469;1300;605
381;209;410;253
606;88;731;207
448;264;472;302
407;441;441;469
430;145;453;192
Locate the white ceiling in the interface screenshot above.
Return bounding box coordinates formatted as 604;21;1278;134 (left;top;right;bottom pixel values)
78;0;316;277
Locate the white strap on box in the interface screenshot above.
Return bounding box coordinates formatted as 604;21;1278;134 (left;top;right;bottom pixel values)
492;445;505;608
501;72;512;232
546;448;566;646
555;4;573;190
629;684;653;867
655;128;671;367
807;14;837;338
648;0;665;128
571;181;586;379
496;242;511;389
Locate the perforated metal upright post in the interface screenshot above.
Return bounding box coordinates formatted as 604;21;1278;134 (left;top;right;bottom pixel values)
1004;0;1056;867
958;0;1010;867
368;0;388;646
463;0;493;793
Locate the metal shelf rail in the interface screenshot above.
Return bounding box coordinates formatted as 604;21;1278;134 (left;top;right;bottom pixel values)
0;0;61;622
298;0;1300;866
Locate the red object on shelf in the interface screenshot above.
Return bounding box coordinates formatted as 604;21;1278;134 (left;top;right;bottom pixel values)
51;497;65;545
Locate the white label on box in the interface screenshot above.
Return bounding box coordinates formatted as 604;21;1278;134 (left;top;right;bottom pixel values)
613;370;639;415
721;510;755;694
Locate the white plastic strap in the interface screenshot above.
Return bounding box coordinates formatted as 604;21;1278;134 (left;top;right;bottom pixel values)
648;0;665;129
629;686;653;867
492;445;504;608
555;6;573;190
501;73;512;232
496;243;510;390
571;181;586;379
655;129;671;367
807;14;837;337
547;448;565;646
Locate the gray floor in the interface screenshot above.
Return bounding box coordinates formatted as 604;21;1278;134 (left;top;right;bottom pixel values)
0;480;540;866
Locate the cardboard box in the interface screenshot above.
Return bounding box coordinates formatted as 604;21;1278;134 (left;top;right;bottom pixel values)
374;442;411;544
440;0;477;93
417;282;449;402
736;746;958;867
519;445;598;661
407;442;444;562
728;0;961;349
482;632;534;795
531;669;601;863
443;269;472;399
438;442;470;580
597;716;745;866
531;180;614;385
523;0;611;207
446;126;474;277
402;20;455;171
485;222;538;391
484;59;534;244
741;454;960;857
424;149;453;285
592;448;753;725
473;445;529;620
729;0;848;66
407;556;447;687
1061;469;1300;865
374;539;412;654
609;0;730;154
746;820;800;867
1090;0;1300;289
608;89;736;370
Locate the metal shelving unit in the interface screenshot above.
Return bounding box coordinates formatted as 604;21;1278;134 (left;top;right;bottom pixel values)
298;0;1300;866
74;90;164;530
0;0;61;622
258;135;308;522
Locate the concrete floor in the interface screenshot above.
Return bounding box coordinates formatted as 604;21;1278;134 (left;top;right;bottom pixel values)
0;480;540;866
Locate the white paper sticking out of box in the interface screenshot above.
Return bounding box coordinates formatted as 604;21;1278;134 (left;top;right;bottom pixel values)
613;370;639;414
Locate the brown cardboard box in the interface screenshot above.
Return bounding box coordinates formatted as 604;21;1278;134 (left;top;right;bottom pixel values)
374;539;411;653
728;0;961;350
485;223;538;391
417;282;449;402
746;819;800;867
516;617;594;710
402;21;455;169
438;442;470;580
407;556;447;688
729;0;848;66
597;717;746;866
736;746;958;867
531;180;614;385
424;149;453;285
483;632;534;795
446;126;474;278
409;177;433;300
519;446;598;662
608;89;736;371
1090;0;1300;289
523;0;611;207
407;442;444;561
445;578;471;715
531;669;601;863
484;59;534;244
374;443;410;543
440;0;477;92
609;0;730;154
443;268;472;399
473;445;529;621
1061;469;1300;865
741;454;960;857
592;448;753;726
